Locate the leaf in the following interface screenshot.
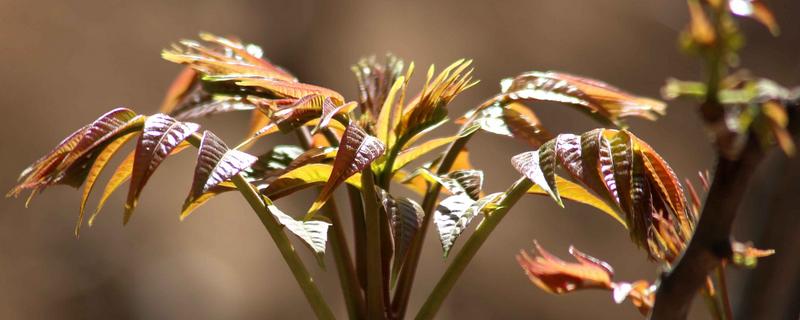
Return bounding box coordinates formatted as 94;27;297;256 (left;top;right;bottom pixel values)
504;102;553;147
261;163;362;199
352;54;406;115
396;59;476;144
90;142;193;226
185;131;258;210
464;101;552;147
124;114;200;223
271;94;327;133
162;33;296;82
76;132;139;235
728;0;779;35
265;197;330;256
172;95;256;120
160;67;199;114
57;109;143;175
375;75;405;146
607;130;634;222
434;193;502;257
687;0;715;45
307;124;385;217
527;176;625;226
490;71;666;126
9;109;144;200
180;182;235;220
383;196;424;268
581;129;620;204
517;241;614;294
206;74;345;105
313;100;357;134
633;134;691;234
245;145;305;180
391;135;459;172
538;140;562;206
406;168;483;200
511;150;560;205
9;124;88;199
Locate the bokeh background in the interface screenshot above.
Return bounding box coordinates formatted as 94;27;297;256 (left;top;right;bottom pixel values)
1;0;798;319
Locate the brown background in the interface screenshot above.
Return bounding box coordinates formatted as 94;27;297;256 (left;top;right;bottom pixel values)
1;0;798;319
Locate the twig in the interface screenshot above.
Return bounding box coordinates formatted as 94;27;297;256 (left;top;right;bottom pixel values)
650;134;764;319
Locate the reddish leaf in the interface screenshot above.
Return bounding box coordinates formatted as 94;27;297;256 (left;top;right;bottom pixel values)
307;124;385;217
162;33;295;82
124;114;200;223
185;131;258;207
76;132;139;235
490;71;666;126
517;241;614;294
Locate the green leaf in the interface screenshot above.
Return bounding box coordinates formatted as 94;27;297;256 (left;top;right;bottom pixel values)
261;163;362;200
375;75;405;146
185;131;257;211
391;135;459;172
307;124;385;218
125;114;199;223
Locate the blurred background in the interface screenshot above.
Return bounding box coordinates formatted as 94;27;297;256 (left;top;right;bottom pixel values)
1;0;798;319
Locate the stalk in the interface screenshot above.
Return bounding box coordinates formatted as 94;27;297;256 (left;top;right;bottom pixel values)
231;174;335;320
362;169;387;319
391;130;475;318
300;127;365;319
415;177;534;319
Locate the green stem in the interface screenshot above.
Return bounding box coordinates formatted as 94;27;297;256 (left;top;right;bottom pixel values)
324;198;366;320
231;174;335;320
362;169;387;319
415;177;534;320
302;127;365;319
348;185;368;291
392;130;475;319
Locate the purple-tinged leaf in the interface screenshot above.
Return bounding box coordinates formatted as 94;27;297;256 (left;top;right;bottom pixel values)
124;114;199;223
185;131;257;208
307;124;385;218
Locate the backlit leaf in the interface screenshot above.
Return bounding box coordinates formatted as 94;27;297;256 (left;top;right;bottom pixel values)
206;74;344;105
180;182;235;220
261;163;362;200
307;124;385;218
162;33;296;82
511;150;560;205
517;241;614;294
490;71;666;126
528;176;625;226
90;142;193;226
383;195;424;268
125;114;200;223
266;197;330;256
185;131;257;209
391;135;459;172
352;54;406;115
434;192;502;257
76;132;138;235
